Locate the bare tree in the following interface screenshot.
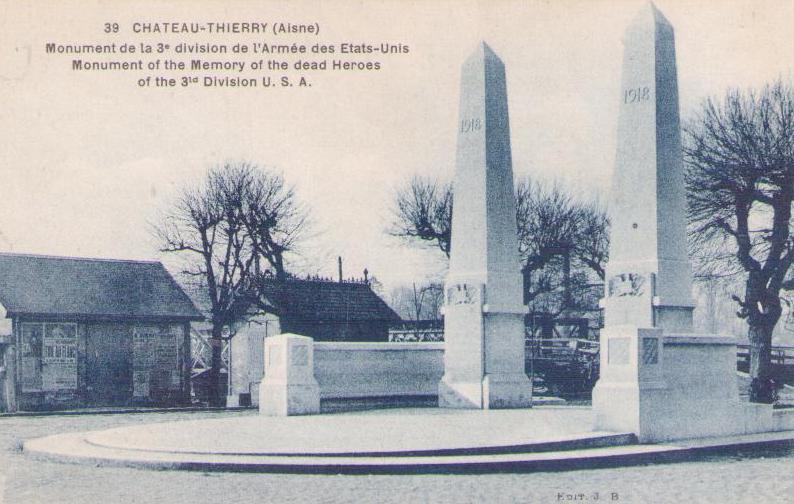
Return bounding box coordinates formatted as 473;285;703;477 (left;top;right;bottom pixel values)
389;177;609;317
388;282;444;321
241;169;307;281
155;162;307;406
419;282;445;321
684;80;794;403
574;199;610;282
390;177;452;257
515;180;608;314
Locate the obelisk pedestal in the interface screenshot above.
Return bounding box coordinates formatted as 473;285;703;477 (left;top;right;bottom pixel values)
438;42;532;409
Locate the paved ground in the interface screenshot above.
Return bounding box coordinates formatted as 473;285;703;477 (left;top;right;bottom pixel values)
3;409;794;503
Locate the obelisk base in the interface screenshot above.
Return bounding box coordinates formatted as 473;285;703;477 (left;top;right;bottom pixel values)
654;305;694;333
439;373;532;409
482;373;533;409
438;379;484;409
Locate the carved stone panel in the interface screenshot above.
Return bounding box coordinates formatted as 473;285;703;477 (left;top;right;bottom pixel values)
446;283;482;306
608;273;646;297
641;337;659;364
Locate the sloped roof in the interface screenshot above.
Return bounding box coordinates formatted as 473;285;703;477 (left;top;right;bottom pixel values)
0;253;203;321
261;279;401;323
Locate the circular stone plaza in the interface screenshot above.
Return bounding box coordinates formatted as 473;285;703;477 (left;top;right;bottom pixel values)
2;405;794;503
20;405;794;475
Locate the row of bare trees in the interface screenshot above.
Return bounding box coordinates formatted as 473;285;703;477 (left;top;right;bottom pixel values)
390;177;609;318
156;163;306;406
392;80;794;403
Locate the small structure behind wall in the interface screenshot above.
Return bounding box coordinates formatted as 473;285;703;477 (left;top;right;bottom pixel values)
226;274;401;407
227;314;279;407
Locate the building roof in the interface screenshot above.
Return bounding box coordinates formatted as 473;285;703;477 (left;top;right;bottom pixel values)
0;253;203;321
260;279;401;323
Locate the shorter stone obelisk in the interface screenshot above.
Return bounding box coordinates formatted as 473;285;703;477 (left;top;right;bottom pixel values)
438;42;532;409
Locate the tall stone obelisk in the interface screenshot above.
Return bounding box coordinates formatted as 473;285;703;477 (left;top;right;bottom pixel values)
601;2;694;332
593;3;695;435
438;42;532;409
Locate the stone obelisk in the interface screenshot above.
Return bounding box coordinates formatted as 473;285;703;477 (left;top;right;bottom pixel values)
593;3;695;435
438;42;532;409
601;2;694;332
592;4;781;443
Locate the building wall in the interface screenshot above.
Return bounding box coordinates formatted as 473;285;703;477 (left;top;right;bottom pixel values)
0;342;15;412
13;317;191;410
228;315;280;402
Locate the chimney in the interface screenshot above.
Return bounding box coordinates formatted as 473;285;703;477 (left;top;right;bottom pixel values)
363;268;369;285
338;256;343;283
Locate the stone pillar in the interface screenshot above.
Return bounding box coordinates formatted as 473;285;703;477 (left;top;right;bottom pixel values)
259;334;320;416
592;326;666;441
601;2;694;333
438;42;532;409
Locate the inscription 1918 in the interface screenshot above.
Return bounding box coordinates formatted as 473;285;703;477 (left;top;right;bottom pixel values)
460;118;482;133
624;86;651;104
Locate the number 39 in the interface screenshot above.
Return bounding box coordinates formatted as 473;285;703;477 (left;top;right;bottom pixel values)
104;22;119;33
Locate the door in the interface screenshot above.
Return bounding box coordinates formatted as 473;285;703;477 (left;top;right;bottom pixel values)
86;323;132;405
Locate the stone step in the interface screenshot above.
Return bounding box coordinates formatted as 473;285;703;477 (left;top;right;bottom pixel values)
25;424;794;474
202;432;638;458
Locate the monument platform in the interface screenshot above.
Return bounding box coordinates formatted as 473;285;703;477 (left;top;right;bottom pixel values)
24;406;794;474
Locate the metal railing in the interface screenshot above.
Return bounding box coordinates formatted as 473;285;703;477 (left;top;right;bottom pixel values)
190;328;230;378
736;344;794;366
388;328;444;342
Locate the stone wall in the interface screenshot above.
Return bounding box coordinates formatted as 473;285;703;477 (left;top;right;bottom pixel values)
246;340;444;406
314;342;444;399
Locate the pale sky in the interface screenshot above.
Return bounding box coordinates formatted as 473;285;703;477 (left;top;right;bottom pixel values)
1;0;793;292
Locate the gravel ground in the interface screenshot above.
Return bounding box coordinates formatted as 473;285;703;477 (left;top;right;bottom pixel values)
2;409;794;504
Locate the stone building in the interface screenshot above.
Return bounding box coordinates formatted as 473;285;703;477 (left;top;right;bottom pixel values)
0;253;203;412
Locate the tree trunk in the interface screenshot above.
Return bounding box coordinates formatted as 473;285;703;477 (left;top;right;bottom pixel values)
748;319;776;403
274;253;286;281
207;327;225;407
